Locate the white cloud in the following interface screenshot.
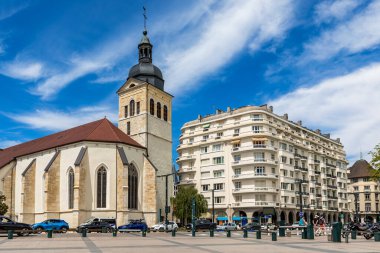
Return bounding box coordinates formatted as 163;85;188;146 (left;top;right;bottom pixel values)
0;60;44;80
8;105;117;131
0;139;21;149
162;0;294;95
0;1;28;21
305;1;380;61
269;63;380;164
314;0;361;24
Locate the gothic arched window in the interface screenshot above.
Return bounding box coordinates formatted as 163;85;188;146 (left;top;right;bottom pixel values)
128;164;138;209
97;167;107;208
157;102;161;119
150;99;154;115
68;168;74;209
163;105;168;121
130;100;135;117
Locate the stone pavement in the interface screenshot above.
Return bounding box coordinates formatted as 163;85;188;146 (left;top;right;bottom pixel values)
0;231;379;253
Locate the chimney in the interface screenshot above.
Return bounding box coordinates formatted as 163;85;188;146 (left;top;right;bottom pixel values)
297;120;302;126
283;113;288;120
227;107;231;112
336;138;340;143
269;106;273;112
316;129;321;134
197;114;202;121
216;109;224;115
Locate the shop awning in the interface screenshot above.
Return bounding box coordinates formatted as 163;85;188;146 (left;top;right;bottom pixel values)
231;140;241;144
203;124;210;128
217;216;228;221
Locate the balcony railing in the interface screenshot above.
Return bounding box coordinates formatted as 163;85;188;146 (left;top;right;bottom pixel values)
177;167;195;173
178;179;196;185
231;159;278;167
176;155;196;162
233;201;279;208
326;163;337;168
232;173;278;180
314;171;321;175
232;187;278;193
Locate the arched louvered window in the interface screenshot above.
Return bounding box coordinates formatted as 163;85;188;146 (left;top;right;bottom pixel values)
97;167;107;208
157;102;161;119
163;105;168;121
130;100;135;117
150;99;154;115
68;168;74;209
128;164;138;209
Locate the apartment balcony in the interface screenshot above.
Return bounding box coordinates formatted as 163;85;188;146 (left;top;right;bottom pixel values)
296;204;310;208
294;153;308;160
315;182;322;187
316;205;323;209
314;171;321;175
231;145;278;153
295;191;310;196
325;174;332;178
327;185;338;189
326;163;337;168
232;201;279;208
232;173;278;180
176;155;196;162
177;167;195;174
316;194;322;198
177;179;196;185
314;159;321;164
327;195;338;200
231;158;278;167
329;207;339;211
232;187;278;194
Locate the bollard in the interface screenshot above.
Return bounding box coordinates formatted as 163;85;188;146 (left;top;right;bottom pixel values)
210;229;214;237
47;229;53;238
256;230;261;239
142;229;147;237
351;230;356;239
113;229;117;237
307;224;314;240
227;230;231;238
345;234;349;243
302;228;307;239
172;229;176;237
331;223;341;242
192;229;196;237
272;231;277;241
7;230;13;239
81;228;87;237
374;232;380;242
243;229;248;238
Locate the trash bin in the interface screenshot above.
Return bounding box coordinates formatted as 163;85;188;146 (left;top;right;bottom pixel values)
307;224;314;240
47;229;53;238
351;230;356;240
227;230;231;238
172;229;176;237
81;228;87;237
332;222;342;243
7;230;13;239
374;232;380;242
142;229;147;237
256;230;261;239
302;228;307;239
272;232;277;241
210;228;214;237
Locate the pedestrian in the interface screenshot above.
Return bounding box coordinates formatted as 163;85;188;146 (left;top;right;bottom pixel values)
299;216;307;226
318;215;326;235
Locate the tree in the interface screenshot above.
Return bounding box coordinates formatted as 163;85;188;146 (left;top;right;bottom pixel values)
171;186;208;225
369;144;380;182
0;195;8;215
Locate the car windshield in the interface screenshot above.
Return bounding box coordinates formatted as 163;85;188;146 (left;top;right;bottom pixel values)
0;217;12;223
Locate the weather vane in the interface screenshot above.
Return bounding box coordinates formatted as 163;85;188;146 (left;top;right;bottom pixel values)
143;6;147;31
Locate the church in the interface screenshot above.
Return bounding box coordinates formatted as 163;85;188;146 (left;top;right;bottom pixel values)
0;27;173;227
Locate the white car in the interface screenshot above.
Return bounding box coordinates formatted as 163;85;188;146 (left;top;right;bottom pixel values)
216;222;238;231
151;221;178;232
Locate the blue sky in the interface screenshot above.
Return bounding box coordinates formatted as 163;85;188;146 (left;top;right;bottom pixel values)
1;0;380;165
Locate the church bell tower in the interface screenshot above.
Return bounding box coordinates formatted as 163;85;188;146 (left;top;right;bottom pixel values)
117;15;173;221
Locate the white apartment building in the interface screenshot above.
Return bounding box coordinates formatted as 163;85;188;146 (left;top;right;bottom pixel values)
176;105;349;225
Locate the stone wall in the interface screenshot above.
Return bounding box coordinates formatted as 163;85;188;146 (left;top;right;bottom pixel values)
22;160;36;224
45;152;61;218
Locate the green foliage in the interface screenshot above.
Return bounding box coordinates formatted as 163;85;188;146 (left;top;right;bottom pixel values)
171;186;208;225
0;195;8;215
369;144;380;181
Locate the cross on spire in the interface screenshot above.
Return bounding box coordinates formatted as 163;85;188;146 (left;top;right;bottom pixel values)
143;6;147;32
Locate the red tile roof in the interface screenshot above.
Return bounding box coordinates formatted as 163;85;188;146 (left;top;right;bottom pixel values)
0;118;144;169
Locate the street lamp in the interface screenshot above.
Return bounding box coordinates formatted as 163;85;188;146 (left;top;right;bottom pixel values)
211;188;215;223
157;172;176;232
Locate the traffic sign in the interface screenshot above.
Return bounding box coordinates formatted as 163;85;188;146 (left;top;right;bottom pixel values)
299;212;304;217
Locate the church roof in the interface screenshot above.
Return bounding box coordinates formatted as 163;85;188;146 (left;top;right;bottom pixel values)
347;159;374;179
0;118;143;169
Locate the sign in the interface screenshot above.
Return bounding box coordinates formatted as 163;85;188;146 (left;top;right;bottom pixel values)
299;212;304;217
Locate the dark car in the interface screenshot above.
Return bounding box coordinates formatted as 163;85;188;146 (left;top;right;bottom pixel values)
242;222;261;231
118;219;149;232
32;219;69;233
0;216;33;236
76;221;114;233
186;219;217;232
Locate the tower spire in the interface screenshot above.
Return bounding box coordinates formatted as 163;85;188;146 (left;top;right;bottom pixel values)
143;6;147;33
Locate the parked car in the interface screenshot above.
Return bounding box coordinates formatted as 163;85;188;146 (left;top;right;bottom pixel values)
242;222;261;231
76;221;114;233
81;217;116;229
216;222;238;231
32;219;69;233
118;220;149;232
151;221;178;232
261;223;277;230
186;219;217;232
0;216;33;236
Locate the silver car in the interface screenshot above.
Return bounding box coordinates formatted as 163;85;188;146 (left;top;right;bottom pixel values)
217;222;238;231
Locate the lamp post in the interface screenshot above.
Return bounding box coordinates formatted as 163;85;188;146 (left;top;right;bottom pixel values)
157;172;176;232
211;188;215;223
354;193;359;222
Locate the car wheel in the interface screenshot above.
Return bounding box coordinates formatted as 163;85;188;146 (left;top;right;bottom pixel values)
61;227;68;233
18;228;29;237
35;227;43;234
106;227;112;233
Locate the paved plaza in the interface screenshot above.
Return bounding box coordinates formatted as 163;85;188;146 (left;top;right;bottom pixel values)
0;231;379;253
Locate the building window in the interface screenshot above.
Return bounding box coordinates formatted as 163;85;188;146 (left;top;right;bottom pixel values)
68;168;74;209
213;156;224;165
202;184;209;191
130;100;135;116
363;177;369;182
365;193;370;201
150;99;154;115
157;102;162;118
234;168;241;175
217;132;223;137
234;129;240;135
354;186;359;191
97;167;107;208
234;155;241;162
235;195;242;202
255;166;265;175
234;181;241;189
281;156;287;163
364;186;370;191
203;135;209;141
213;183;224;191
124;105;128;118
163;105;168;121
136;102;140;115
214;170;224;177
201;146;209;154
365;203;371;212
128;164;138;209
252;126;262;133
201;172;210;178
127;122;131;135
212;144;222;152
214;197;224;204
